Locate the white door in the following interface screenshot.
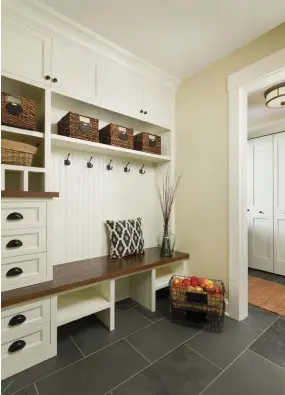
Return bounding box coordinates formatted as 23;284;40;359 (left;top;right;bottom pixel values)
248;135;274;272
274;132;285;276
1;15;51;86
101;59;143;119
51;37;102;106
142;80;174;129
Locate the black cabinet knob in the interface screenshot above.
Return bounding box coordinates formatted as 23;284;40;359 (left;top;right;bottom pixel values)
7;212;23;221
8;340;26;353
45;75;51;80
259;211;264;214
247;209;250;212
140;110;143;113
144;111;147;115
52;78;58;83
8;314;26;327
6;239;23;249
6;267;23;277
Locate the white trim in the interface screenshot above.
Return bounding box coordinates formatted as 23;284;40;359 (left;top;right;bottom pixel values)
228;50;285;321
248;117;285;138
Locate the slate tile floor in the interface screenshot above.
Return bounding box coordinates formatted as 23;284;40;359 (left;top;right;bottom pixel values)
2;285;285;395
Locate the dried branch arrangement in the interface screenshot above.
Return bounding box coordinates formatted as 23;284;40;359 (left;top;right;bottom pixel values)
156;171;182;225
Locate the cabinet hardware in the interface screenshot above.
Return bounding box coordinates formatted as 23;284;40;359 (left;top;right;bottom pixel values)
8;314;26;327
247;209;250;212
259;211;264;214
64;153;71;166
140;110;143;113
6;267;23;277
87;157;93;168
6;239;23;249
45;75;51;80
106;160;113;171
144;111;147;115
8;340;26;353
52;77;58;83
139;165;146;175
124;162;130;173
7;212;23;220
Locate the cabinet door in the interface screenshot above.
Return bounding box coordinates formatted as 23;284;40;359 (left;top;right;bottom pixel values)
142;80;174;129
248;136;274;272
1;15;51;86
51;38;102;106
102;59;143;119
274;132;285;276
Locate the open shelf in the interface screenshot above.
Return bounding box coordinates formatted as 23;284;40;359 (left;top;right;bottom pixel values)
1;125;44;139
57;286;111;326
1;164;45;173
51;134;171;164
155;262;186;290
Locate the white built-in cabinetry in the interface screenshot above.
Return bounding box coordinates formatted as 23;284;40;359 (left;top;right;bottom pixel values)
248;132;285;275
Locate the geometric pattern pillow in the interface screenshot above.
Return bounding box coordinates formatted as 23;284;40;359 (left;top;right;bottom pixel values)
106;217;144;259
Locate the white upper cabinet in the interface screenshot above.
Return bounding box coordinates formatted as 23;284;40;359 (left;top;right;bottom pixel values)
142;80;174;129
1;15;51;86
51;38;102;106
102;59;143;119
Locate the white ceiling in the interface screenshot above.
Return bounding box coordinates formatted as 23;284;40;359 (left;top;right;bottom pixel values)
248;85;285;123
37;0;285;79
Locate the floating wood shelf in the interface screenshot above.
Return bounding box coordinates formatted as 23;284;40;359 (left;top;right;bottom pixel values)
51;134;171;164
1;190;59;198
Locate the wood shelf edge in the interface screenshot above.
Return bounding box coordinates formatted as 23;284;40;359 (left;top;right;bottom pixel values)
1;190;60;198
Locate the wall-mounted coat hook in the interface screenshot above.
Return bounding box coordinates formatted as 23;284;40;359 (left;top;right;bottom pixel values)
106;160;113;171
64;153;71;166
124;162;130;173
87;157;93;168
139;165;146;175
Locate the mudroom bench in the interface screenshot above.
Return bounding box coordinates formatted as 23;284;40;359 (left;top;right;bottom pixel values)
2;248;190;379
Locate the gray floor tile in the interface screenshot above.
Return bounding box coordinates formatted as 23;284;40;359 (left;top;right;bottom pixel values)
9;384;37;395
248;268;283;283
1;330;82;395
186;317;260;369
243;304;278;332
127;317;201;362
202;350;285;395
115;298;138;312
36;339;149;395
250;318;285;368
278;276;285;285
70;309;150;356
133;304;165;322
112;345;221;395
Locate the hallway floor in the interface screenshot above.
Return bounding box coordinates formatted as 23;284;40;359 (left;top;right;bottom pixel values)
2;288;285;395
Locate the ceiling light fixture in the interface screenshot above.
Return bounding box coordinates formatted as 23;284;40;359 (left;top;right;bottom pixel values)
264;83;285;108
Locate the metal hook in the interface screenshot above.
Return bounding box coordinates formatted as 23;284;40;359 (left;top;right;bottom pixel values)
139;165;146;175
87;157;93;168
106;160;113;171
64;153;71;166
124;162;130;173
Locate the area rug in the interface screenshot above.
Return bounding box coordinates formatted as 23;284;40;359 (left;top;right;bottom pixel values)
248;276;285;317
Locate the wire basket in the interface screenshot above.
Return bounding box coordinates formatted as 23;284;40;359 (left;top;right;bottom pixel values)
170;275;226;332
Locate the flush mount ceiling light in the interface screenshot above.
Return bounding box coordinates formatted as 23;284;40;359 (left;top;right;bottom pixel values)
264;83;285;108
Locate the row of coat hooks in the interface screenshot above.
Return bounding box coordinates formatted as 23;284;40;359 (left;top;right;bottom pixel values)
64;154;146;174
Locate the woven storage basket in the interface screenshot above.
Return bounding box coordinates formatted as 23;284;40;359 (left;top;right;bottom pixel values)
133;132;161;155
57;112;99;142
1;139;37;166
1;92;36;130
99;124;133;150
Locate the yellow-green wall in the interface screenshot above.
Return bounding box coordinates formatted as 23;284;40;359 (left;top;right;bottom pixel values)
175;23;285;290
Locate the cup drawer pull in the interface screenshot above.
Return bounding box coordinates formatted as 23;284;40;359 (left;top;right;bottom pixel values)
8;314;26;327
6;239;23;249
8;340;26;353
6;267;23;277
7;212;24;221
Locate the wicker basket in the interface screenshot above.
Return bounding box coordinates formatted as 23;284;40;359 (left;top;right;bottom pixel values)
99;124;133;150
1;92;36;130
1;139;37;166
57;112;99;142
133;132;161;155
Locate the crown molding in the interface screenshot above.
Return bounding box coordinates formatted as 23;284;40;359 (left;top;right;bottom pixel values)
2;0;180;89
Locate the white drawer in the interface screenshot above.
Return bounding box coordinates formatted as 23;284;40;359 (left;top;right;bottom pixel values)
2;201;46;230
1;253;47;292
1;228;46;258
2;299;51;342
1;323;55;380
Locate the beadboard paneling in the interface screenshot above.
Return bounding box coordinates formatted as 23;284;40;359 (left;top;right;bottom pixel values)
51;148;163;265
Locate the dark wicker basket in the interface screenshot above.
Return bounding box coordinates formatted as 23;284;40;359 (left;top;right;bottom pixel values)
133;132;161;155
1;139;37;166
57;112;99;142
99;124;133;150
1;92;36;130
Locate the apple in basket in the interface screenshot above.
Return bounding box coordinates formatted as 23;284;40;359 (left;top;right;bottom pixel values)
172;277;182;287
190;276;201;287
181;278;192;288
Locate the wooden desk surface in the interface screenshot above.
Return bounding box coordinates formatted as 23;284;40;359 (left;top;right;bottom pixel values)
2;248;189;308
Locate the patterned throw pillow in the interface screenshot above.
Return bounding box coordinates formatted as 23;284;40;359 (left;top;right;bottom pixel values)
106;217;145;259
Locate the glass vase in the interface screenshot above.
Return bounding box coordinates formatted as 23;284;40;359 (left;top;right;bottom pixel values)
158;225;176;257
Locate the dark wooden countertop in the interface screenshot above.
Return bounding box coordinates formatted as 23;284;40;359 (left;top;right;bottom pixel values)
1;191;59;198
1;248;189;308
